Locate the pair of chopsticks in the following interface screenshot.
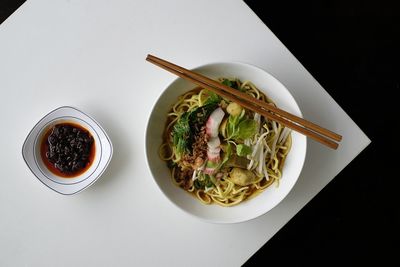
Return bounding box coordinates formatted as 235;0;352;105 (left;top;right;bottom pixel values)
146;54;342;149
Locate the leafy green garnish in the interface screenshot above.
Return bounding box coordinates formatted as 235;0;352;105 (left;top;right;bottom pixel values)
222;79;234;88
203;92;221;106
226;112;243;139
221;78;245;92
206;176;214;187
209;175;217;186
194;179;202;189
172;112;191;158
236;120;257;140
221;78;244;91
188;102;219;134
226;111;257;141
236;144;252;157
194;174;214;190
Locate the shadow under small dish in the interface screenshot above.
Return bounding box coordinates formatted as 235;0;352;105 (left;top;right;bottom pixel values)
22;106;113;195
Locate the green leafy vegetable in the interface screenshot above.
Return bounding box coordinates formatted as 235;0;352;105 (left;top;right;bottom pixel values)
194;174;215;190
222;79;234;88
225;111;257;141
221;78;241;90
203;92;221;106
172;112;191;158
209;175;217;186
236;120;257;140
188;91;220;135
206;176;214;187
194;179;203;190
226;112;243;139
236;144;252;157
188;102;219;134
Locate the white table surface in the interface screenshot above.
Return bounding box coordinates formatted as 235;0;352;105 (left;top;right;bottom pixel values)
0;0;370;266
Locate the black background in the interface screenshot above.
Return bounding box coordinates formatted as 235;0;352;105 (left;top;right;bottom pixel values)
1;0;398;265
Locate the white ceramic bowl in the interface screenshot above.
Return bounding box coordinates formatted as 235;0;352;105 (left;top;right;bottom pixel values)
22;106;113;195
146;62;307;223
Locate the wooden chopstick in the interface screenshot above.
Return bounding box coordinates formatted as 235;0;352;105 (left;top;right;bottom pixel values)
146;54;341;150
148;54;342;142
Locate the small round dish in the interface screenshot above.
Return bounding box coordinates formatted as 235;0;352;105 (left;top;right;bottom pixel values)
145;62;307;223
22;106;113;195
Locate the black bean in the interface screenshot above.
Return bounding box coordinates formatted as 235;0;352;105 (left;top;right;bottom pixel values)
46;123;94;174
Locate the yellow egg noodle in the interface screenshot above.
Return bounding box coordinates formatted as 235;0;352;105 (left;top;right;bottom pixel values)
159;78;292;207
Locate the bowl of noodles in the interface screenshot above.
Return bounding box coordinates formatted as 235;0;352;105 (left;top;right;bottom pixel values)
145;62;306;223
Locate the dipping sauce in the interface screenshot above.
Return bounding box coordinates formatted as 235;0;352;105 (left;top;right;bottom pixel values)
40;123;95;178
